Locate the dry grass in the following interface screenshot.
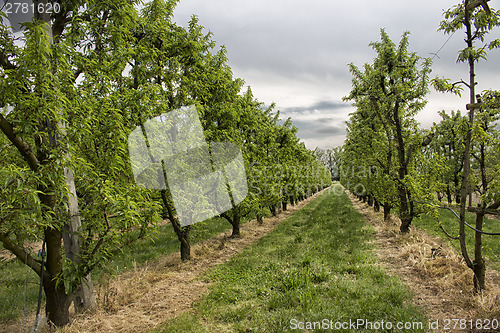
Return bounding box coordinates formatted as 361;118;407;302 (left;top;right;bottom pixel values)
348;193;500;330
48;189;328;333
6;189;498;332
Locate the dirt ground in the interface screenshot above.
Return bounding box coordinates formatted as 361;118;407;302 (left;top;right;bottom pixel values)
4;188;499;332
348;193;500;333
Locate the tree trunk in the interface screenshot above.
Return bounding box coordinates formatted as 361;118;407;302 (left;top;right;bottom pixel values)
367;195;374;207
454;176;461;204
446;185;452;205
374;199;380;212
282;201;287;211
257;215;263;225
473;212;486;291
383;204;391;221
37;2;96;319
472;141;488;292
269;205;277;216
179;229;191;261
221;210;241;238
73;277;96;313
44;279;73;327
394;100;412;234
161;189;191;261
43;228;72;326
399;186;412;233
457;2;476;283
230;218;241;238
174;224;191;261
62;168;96;313
468;186;473;208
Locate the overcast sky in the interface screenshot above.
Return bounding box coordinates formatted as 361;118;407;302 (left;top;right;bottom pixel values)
173;0;500;150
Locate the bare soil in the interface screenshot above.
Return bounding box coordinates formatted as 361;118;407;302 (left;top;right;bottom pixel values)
348;193;500;333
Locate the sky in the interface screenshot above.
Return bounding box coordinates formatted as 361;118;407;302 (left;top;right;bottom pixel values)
173;0;500;150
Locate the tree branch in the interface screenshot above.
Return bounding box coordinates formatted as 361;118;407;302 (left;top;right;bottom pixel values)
421;132;434;146
0;114;40;171
52;4;71;39
487;201;500;210
453;79;470;89
0;52;16;70
220;212;233;224
0;233;43;277
88;211;111;259
439;225;460;240
404;143;414;169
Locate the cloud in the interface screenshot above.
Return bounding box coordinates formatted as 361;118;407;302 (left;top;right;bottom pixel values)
277;103;347;149
173;0;500;149
283;100;348;113
316;126;344;135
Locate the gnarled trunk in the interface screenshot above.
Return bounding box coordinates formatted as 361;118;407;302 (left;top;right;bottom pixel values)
161;189;191;261
44;279;73;327
222;210;242;238
383;204;391;221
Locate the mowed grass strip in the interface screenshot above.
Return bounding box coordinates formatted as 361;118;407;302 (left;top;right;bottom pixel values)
0;216;233;322
156;190;427;332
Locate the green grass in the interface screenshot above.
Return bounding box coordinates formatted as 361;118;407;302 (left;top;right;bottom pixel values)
156;190;428;332
413;208;500;271
0;259;44;323
0;216;235;322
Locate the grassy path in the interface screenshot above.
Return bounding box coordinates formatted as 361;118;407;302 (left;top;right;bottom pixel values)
51;189;328;333
350;192;500;332
156;190;427;332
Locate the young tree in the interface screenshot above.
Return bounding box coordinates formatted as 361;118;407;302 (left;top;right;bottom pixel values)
430;111;466;204
342;91;397;219
0;0;158;326
344;30;432;232
434;0;500;291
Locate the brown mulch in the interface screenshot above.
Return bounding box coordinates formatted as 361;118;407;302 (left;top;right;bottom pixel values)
348;193;500;332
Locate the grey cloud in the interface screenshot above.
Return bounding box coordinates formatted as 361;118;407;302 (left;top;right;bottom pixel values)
289;117;346;139
283;100;349;114
173;0;500;148
316;117;334;123
316;127;345;135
